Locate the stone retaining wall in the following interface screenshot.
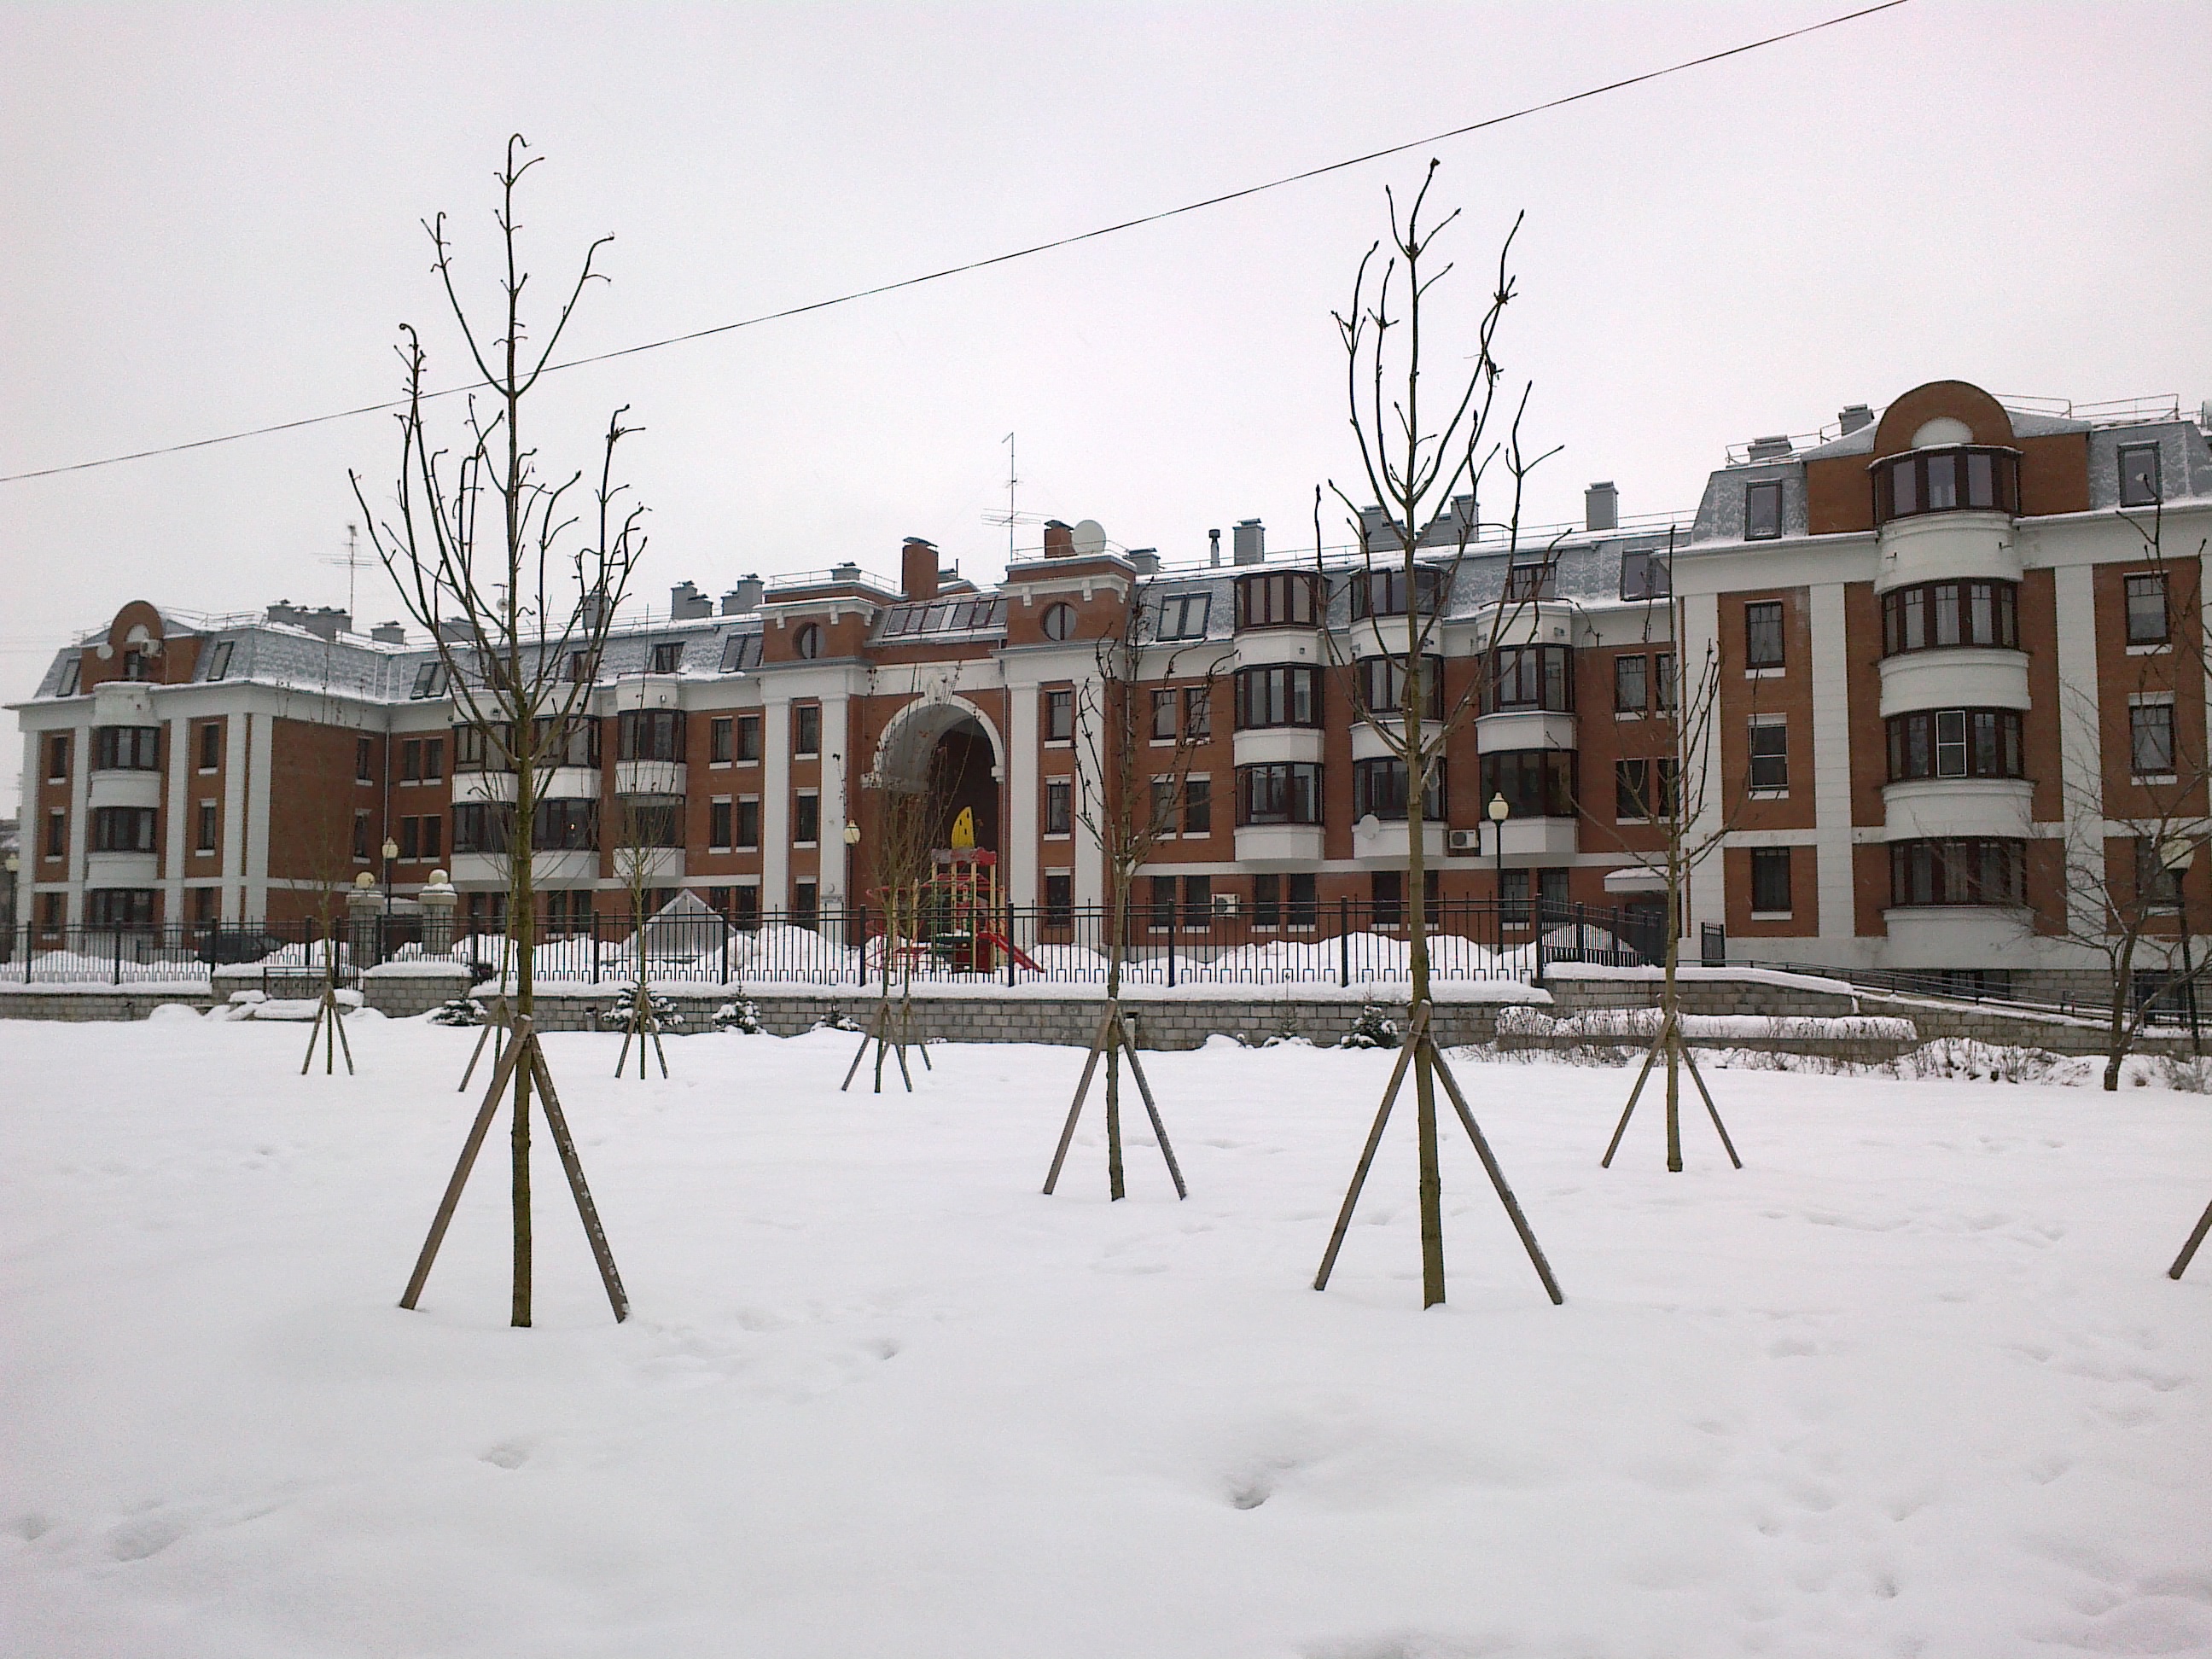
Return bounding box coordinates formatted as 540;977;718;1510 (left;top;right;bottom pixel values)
0;989;220;1022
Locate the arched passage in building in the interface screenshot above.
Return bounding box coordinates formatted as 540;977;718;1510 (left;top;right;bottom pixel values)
868;697;1004;859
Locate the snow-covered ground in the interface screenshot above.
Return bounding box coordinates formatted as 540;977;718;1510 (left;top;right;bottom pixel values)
3;1014;2209;1659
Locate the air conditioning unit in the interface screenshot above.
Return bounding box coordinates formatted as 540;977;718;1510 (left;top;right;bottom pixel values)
1447;828;1483;854
1212;892;1240;917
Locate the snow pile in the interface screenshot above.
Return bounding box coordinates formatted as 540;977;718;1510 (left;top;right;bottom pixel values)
3;1022;2208;1656
1497;1006;1918;1043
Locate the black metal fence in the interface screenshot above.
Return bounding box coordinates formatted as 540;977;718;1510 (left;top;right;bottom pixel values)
3;898;1667;992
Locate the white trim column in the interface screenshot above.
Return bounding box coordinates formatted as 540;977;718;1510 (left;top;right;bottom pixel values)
162;714;189;923
761;694;791;910
1004;679;1040;907
224;712;251;923
1807;583;1856;939
242;711;274;920
1677;593;1725;936
818;691;849;910
2052;563;2102;941
1073;673;1106;910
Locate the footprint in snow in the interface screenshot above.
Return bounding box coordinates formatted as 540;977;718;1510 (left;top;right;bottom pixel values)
108;1511;188;1561
481;1443;530;1470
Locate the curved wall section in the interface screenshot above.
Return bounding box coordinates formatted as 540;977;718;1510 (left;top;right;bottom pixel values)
1878;649;2030;718
1873;510;2019;595
1230;728;1324;768
1882;777;2034;841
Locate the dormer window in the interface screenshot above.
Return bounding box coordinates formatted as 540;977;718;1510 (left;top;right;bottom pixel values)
1620;548;1672;598
2119;444;2163;509
650;641;684;673
1744;480;1784;541
1874;445;2020;523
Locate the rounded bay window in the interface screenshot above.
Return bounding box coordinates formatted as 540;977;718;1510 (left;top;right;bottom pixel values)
1872;445;2020;524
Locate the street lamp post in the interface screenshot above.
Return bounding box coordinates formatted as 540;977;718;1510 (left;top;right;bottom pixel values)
1487;791;1511;956
2160;835;2201;1058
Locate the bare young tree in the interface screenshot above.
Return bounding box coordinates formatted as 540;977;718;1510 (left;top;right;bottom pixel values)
1312;163;1564;1309
608;790;672;1080
844;685;954;1093
1042;578;1225;1202
354;137;645;1328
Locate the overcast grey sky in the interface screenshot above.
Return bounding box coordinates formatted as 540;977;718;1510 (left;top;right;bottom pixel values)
4;2;2208;816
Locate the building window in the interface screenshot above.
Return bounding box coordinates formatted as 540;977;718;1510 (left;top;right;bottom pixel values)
422;816;442;860
197;723;222;771
1744;480;1784;541
1620;549;1671;600
196;801;218;853
1486;645;1572;713
451;803;512;854
720;634;762;672
1253;873;1281;928
1370;870;1403;926
1749;847;1792;914
58;659;81;696
1149;778;1178;839
1045;778;1073;836
1889;838;2026;907
617;795;683;848
1349;566;1447;620
400;739;421;782
2126;573;2169;645
1234;571;1320;630
91;806;158;853
1353;757;1444;822
795;704;822;757
1654;653;1677;711
120;648;152;682
1150;592;1211;641
709;800;733;849
1614;758;1676;821
1744;602;1785;670
1151;690;1179;743
421;738;444;780
736;798;760;849
87;888;157;929
204;640;234;681
533;715;598;769
410;661;449;699
1885;708;2024;781
2131;701;2176;776
1183;776;1213;835
1184;687;1212;742
793;791;819;845
730;885;760;928
1880;579;2020;655
1615;655;1649;713
193;887;218;924
1044;689;1074;742
2136;838;2185;911
650;641;685;673
793;624;823;660
1478;749;1575;818
530;800;599;852
1502;562;1556;604
710;717;733;763
1236;665;1322;729
1499;868;1530;926
1044;873;1073;928
617;709;686;762
399;817;420;859
353;736;373;783
46;733;70;780
2118;444;2163;509
1236;762;1324;826
45;810;67;858
1748;719;1788;791
1040;602;1076;641
568;649;597;684
38;891;63;932
91;726;160;771
791;881;819;923
1357;656;1447;721
736;714;762;762
1875;446;2020;523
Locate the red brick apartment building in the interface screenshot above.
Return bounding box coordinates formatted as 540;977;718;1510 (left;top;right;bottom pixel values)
14;381;2211;997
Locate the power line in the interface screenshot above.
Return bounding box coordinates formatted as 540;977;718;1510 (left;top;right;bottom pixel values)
1;0;1908;487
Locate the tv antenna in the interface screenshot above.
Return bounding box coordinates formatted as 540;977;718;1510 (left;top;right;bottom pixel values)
320;522;367;616
977;433;1023;562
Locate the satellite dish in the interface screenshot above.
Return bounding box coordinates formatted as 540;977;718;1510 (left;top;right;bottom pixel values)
1071;519;1108;559
1355;813;1382;842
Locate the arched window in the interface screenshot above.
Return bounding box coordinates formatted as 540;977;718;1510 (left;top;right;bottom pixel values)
1040;602;1075;642
794;623;822;660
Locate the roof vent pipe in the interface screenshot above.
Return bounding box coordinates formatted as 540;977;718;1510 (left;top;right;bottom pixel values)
721;576;764;614
1128;547;1161;575
370;621;406;644
1745;436;1795;463
670;581;712;620
1232;519;1265;565
1585;481;1618;533
1208;528;1221;568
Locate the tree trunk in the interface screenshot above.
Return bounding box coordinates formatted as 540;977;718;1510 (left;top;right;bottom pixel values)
1662;846;1684;1172
1105;864;1127;1199
1406;648;1444;1305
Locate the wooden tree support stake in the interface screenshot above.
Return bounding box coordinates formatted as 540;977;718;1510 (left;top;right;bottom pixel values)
615;982;669;1080
1042;998;1187;1200
402;1015;629;1322
1600;1010;1742;1171
842;995;930;1094
458;993;513;1093
1315;1001;1563;1304
2171;1194;2212;1280
301;982;355;1077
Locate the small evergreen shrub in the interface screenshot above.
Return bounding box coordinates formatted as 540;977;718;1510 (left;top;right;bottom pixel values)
428;997;486;1027
601;986;685;1030
1340;1004;1401;1050
712;998;764;1034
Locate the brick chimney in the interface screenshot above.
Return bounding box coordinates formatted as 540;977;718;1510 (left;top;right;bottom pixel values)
1043;519;1074;558
901;537;939;601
